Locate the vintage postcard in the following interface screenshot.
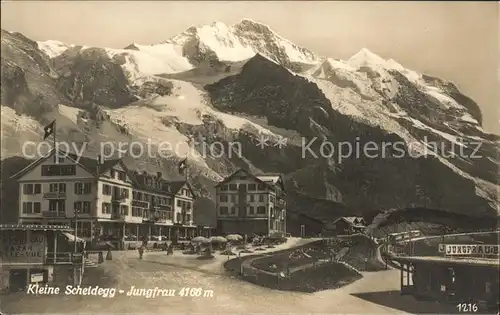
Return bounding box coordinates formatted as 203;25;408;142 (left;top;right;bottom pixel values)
0;1;498;314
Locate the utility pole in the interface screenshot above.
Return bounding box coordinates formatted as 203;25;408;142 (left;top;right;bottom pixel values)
73;208;79;286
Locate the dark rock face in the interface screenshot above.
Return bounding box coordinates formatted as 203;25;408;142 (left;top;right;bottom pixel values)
133;79;173;98
55;48;138;108
422;74;482;124
1;30;64;118
233;19;317;67
205;54;496;217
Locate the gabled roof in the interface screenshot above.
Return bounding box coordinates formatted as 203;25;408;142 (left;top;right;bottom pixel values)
215;168;285;192
10;149;93;179
128;171;171;194
10;148;125;180
67;153;122;176
331;216;366;227
256;175;280;184
127;171;196;199
169;180;196;199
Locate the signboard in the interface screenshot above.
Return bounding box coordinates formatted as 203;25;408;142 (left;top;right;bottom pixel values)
438;244;446;253
0;230;46;264
444;244;500;256
30;273;44;283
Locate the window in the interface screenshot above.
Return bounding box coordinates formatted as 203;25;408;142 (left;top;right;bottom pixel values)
220;185;228;191
118;171;126;181
249;195;255;202
186;202;192;210
121;188;129;198
132;207;143;217
74;201;91;214
230;207;236;215
120;205;129;215
23;202;32;214
102;184;111;195
74;182;92;194
110;170;116;179
166;211;173;220
257;183;265;190
219;195;228;202
34;184;41;194
177;199;181;207
186;214;191;222
23;184;34;195
248;184;256;191
49;183;66;193
231;195;236;203
257;206;266;214
270;196;276;203
49;200;65;212
176;213;181;223
102;202;111;214
229;184;237;191
41;165;76;176
22;202;41;214
259;194;264;202
270;207;274;217
219;206;228;215
248;206;255;215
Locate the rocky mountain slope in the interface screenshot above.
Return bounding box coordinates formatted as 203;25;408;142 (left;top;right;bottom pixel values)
1;19;498;225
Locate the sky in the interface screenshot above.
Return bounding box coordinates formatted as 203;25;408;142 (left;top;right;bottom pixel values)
1;1;498;133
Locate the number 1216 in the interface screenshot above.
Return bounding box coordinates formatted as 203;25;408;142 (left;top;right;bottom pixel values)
457;303;478;312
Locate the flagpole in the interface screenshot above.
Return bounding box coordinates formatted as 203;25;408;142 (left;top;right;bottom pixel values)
53;120;57;163
183;158;188;226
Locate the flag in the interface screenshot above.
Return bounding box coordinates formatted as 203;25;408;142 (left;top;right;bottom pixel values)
43;120;56;140
178;158;187;174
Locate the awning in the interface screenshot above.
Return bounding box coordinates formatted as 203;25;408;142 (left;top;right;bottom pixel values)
62;232;86;243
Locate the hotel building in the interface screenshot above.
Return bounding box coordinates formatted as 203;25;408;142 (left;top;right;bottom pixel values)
215;169;286;236
11;149;204;248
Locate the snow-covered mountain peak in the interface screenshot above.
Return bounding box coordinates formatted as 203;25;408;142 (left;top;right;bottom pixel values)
232;18;273;33
348;48;388;69
37;40;76;58
160;19;320;65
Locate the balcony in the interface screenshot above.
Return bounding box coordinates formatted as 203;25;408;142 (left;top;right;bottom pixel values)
157;204;171;211
111;194;127;204
42;211;66;218
111;212;126;221
43;192;67;199
131;200;149;208
142;212;161;223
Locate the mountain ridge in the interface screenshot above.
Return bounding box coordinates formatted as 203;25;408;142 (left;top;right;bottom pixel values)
1;20;498;225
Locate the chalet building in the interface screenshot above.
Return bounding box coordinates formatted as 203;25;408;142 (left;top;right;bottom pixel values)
324;216;366;236
215;169;286;236
287;210;324;237
0;224;80;293
393;256;499;311
10;149;199;248
128;171;198;243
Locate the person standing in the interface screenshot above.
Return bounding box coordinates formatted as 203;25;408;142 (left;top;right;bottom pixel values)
138;245;144;260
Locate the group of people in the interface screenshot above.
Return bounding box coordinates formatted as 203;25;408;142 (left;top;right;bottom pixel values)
137;239;174;260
